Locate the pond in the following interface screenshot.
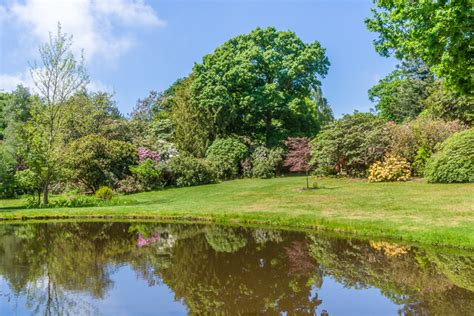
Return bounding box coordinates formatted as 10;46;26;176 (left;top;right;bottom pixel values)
0;222;472;315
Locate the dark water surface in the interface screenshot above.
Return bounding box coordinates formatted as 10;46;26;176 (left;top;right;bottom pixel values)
0;222;472;315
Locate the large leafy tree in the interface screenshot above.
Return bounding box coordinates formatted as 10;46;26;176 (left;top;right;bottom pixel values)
191;27;330;146
369;59;435;122
366;0;472;96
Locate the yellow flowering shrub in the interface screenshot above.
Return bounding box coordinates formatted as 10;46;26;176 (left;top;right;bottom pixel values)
370;241;409;257
368;154;411;182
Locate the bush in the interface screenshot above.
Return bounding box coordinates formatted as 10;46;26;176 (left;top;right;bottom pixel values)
95;186;113;200
385;117;466;163
168;155;216;187
310;112;387;177
368;154;411;182
129;159;169;190
206;138;247;180
251;146;285;178
425;129;474;183
116;176;144;194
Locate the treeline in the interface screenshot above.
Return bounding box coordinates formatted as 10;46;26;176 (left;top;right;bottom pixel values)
0;1;473;205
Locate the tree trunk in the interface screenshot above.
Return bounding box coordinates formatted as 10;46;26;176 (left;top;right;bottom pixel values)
306;170;309;189
265;111;272;147
43;172;50;205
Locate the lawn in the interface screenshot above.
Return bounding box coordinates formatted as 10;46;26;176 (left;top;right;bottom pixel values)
0;176;473;248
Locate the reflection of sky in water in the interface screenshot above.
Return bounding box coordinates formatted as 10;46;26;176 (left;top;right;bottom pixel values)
1;268;401;315
316;276;399;315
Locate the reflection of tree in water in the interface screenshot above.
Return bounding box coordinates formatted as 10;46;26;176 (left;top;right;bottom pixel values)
157;227;323;314
0;222;473;315
308;235;474;315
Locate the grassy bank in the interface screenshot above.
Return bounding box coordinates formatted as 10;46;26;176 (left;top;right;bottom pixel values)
0;176;473;248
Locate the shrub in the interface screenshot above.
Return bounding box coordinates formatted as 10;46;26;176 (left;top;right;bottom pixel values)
95;186;113;200
168;155;216;187
368;154;411;182
116;176;144;194
137;147;160;162
251;146;285;178
65;134;138;192
206;138;248;180
129;159;169;190
385;117;466;162
310;112;387;177
412;146;430;176
425;129;474;183
0;146;17;198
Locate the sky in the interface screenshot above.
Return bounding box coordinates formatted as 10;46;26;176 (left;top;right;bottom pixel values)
0;0;398;117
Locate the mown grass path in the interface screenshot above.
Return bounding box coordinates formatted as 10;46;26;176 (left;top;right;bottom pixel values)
1;177;473;248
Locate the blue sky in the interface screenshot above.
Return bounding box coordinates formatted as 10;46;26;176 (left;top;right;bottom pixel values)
0;0;398;117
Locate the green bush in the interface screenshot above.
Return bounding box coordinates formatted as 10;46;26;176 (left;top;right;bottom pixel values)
368;154;411;182
0;146;18;198
168;155;216;187
251;146;285;178
129;159;169;190
425;129;474;183
95;186;113;200
206;138;247;180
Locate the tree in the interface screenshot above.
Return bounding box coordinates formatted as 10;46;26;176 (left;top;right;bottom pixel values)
26;24;88;204
366;0;472;96
284;137;312;188
191;27;330;146
171;77;212;157
369;59;435;122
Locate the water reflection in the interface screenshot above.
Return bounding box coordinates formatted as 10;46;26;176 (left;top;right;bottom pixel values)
0;222;472;315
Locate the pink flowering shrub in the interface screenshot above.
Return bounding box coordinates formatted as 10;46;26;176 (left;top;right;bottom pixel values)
138;147;160;162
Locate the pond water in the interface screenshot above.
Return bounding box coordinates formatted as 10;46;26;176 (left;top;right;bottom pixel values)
0;222;472;315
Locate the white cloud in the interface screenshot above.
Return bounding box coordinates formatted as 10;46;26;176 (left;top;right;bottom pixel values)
6;0;165;62
0;71;33;92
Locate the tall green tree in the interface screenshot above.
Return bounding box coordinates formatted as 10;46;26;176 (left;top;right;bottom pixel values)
369;59;435;122
191;27;330;146
24;24;88;205
366;0;472;96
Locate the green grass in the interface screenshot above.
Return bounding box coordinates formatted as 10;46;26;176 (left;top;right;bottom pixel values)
1;176;473;248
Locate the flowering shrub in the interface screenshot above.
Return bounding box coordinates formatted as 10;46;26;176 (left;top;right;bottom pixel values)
137;147;161;162
368;154;411;182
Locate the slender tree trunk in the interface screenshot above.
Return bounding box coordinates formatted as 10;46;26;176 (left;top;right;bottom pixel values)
43;171;50;205
265;111;272;147
306;169;309;189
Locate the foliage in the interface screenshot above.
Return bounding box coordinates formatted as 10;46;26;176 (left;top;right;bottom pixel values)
129;159;169;190
21;24;88;205
412;146;430;177
368;154;411;182
368;59;435;122
168;155;216;187
385;117;466;163
65;134;137;191
425;129;474;183
0;145;18;198
284;137;312;188
191;27;330;146
366;0;472;95
206;138;248;180
95;186;113;200
422;81;474;125
115;176;144;194
310;112;387;177
250;146;285;178
170;77;212;157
